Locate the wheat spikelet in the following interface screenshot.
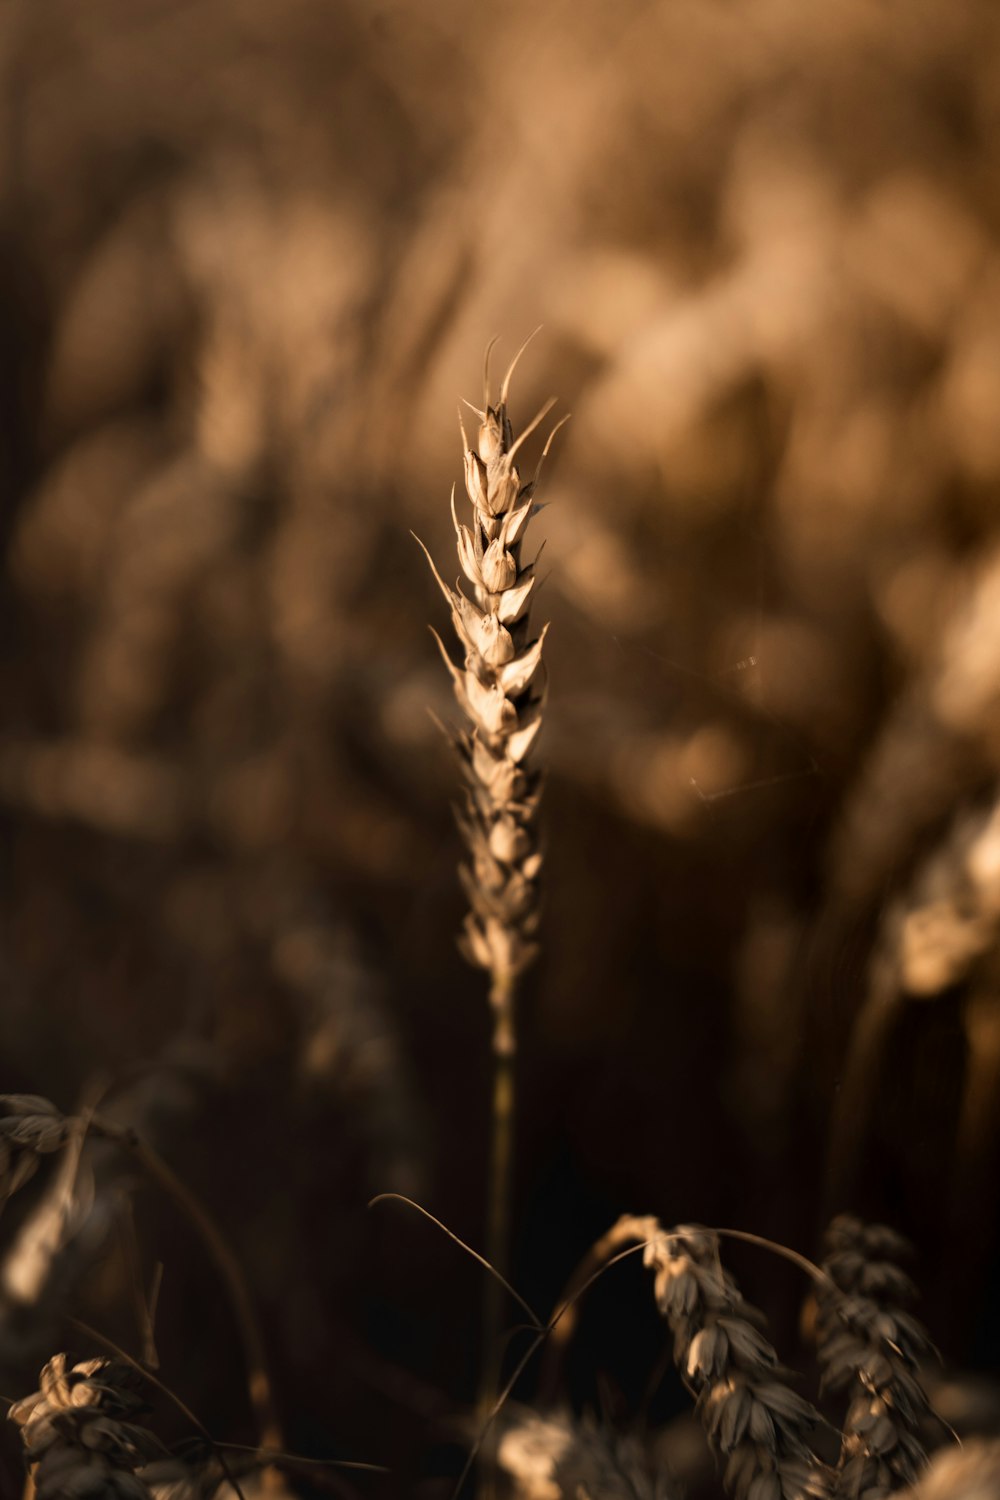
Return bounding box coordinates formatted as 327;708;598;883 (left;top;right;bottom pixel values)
815;1216;932;1498
417;334;566;1041
9;1353;163;1499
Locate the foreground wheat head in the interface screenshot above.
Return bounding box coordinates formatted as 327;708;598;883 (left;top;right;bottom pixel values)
545;1214;947;1500
644;1225;831;1500
816;1215;932;1498
418;334;566;1048
10;1354;161;1499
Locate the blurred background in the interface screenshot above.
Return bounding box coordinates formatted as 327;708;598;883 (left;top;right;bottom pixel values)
2;0;1000;1493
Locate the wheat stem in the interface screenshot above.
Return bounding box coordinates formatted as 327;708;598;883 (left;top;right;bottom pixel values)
477;972;518;1493
420;340;565;1487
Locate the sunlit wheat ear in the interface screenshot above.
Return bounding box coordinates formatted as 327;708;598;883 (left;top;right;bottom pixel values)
416;336;567;1035
815;1215;933;1499
9;1353;164;1499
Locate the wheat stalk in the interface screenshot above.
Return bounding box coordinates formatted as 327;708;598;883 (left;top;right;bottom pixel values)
417;335;566;1453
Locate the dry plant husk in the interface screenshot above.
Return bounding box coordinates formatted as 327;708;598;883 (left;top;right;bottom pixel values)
9;1353;163;1499
418;338;564;1032
815;1216;933;1498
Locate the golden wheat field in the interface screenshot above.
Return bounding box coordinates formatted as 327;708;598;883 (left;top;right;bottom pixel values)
2;2;1000;1496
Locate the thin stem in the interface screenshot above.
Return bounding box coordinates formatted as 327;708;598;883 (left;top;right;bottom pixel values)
369;1193;542;1330
91;1118;284;1467
713;1228;829;1286
486;970;516;1274
477;970;518;1495
456;1242;653;1500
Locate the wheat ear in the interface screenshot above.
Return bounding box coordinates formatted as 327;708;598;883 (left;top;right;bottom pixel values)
644;1225;832;1500
542;1216;833;1500
815;1216;932;1498
418;332;565;1025
9;1354;163;1499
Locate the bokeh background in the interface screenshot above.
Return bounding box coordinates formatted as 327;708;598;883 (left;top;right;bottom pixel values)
3;0;1000;1493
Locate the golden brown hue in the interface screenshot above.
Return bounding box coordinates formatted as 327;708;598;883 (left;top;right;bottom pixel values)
3;1;1000;1495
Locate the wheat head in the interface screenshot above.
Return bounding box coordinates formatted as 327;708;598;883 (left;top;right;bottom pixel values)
417;332;566;1046
815;1215;932;1499
644;1224;833;1500
9;1353;163;1499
